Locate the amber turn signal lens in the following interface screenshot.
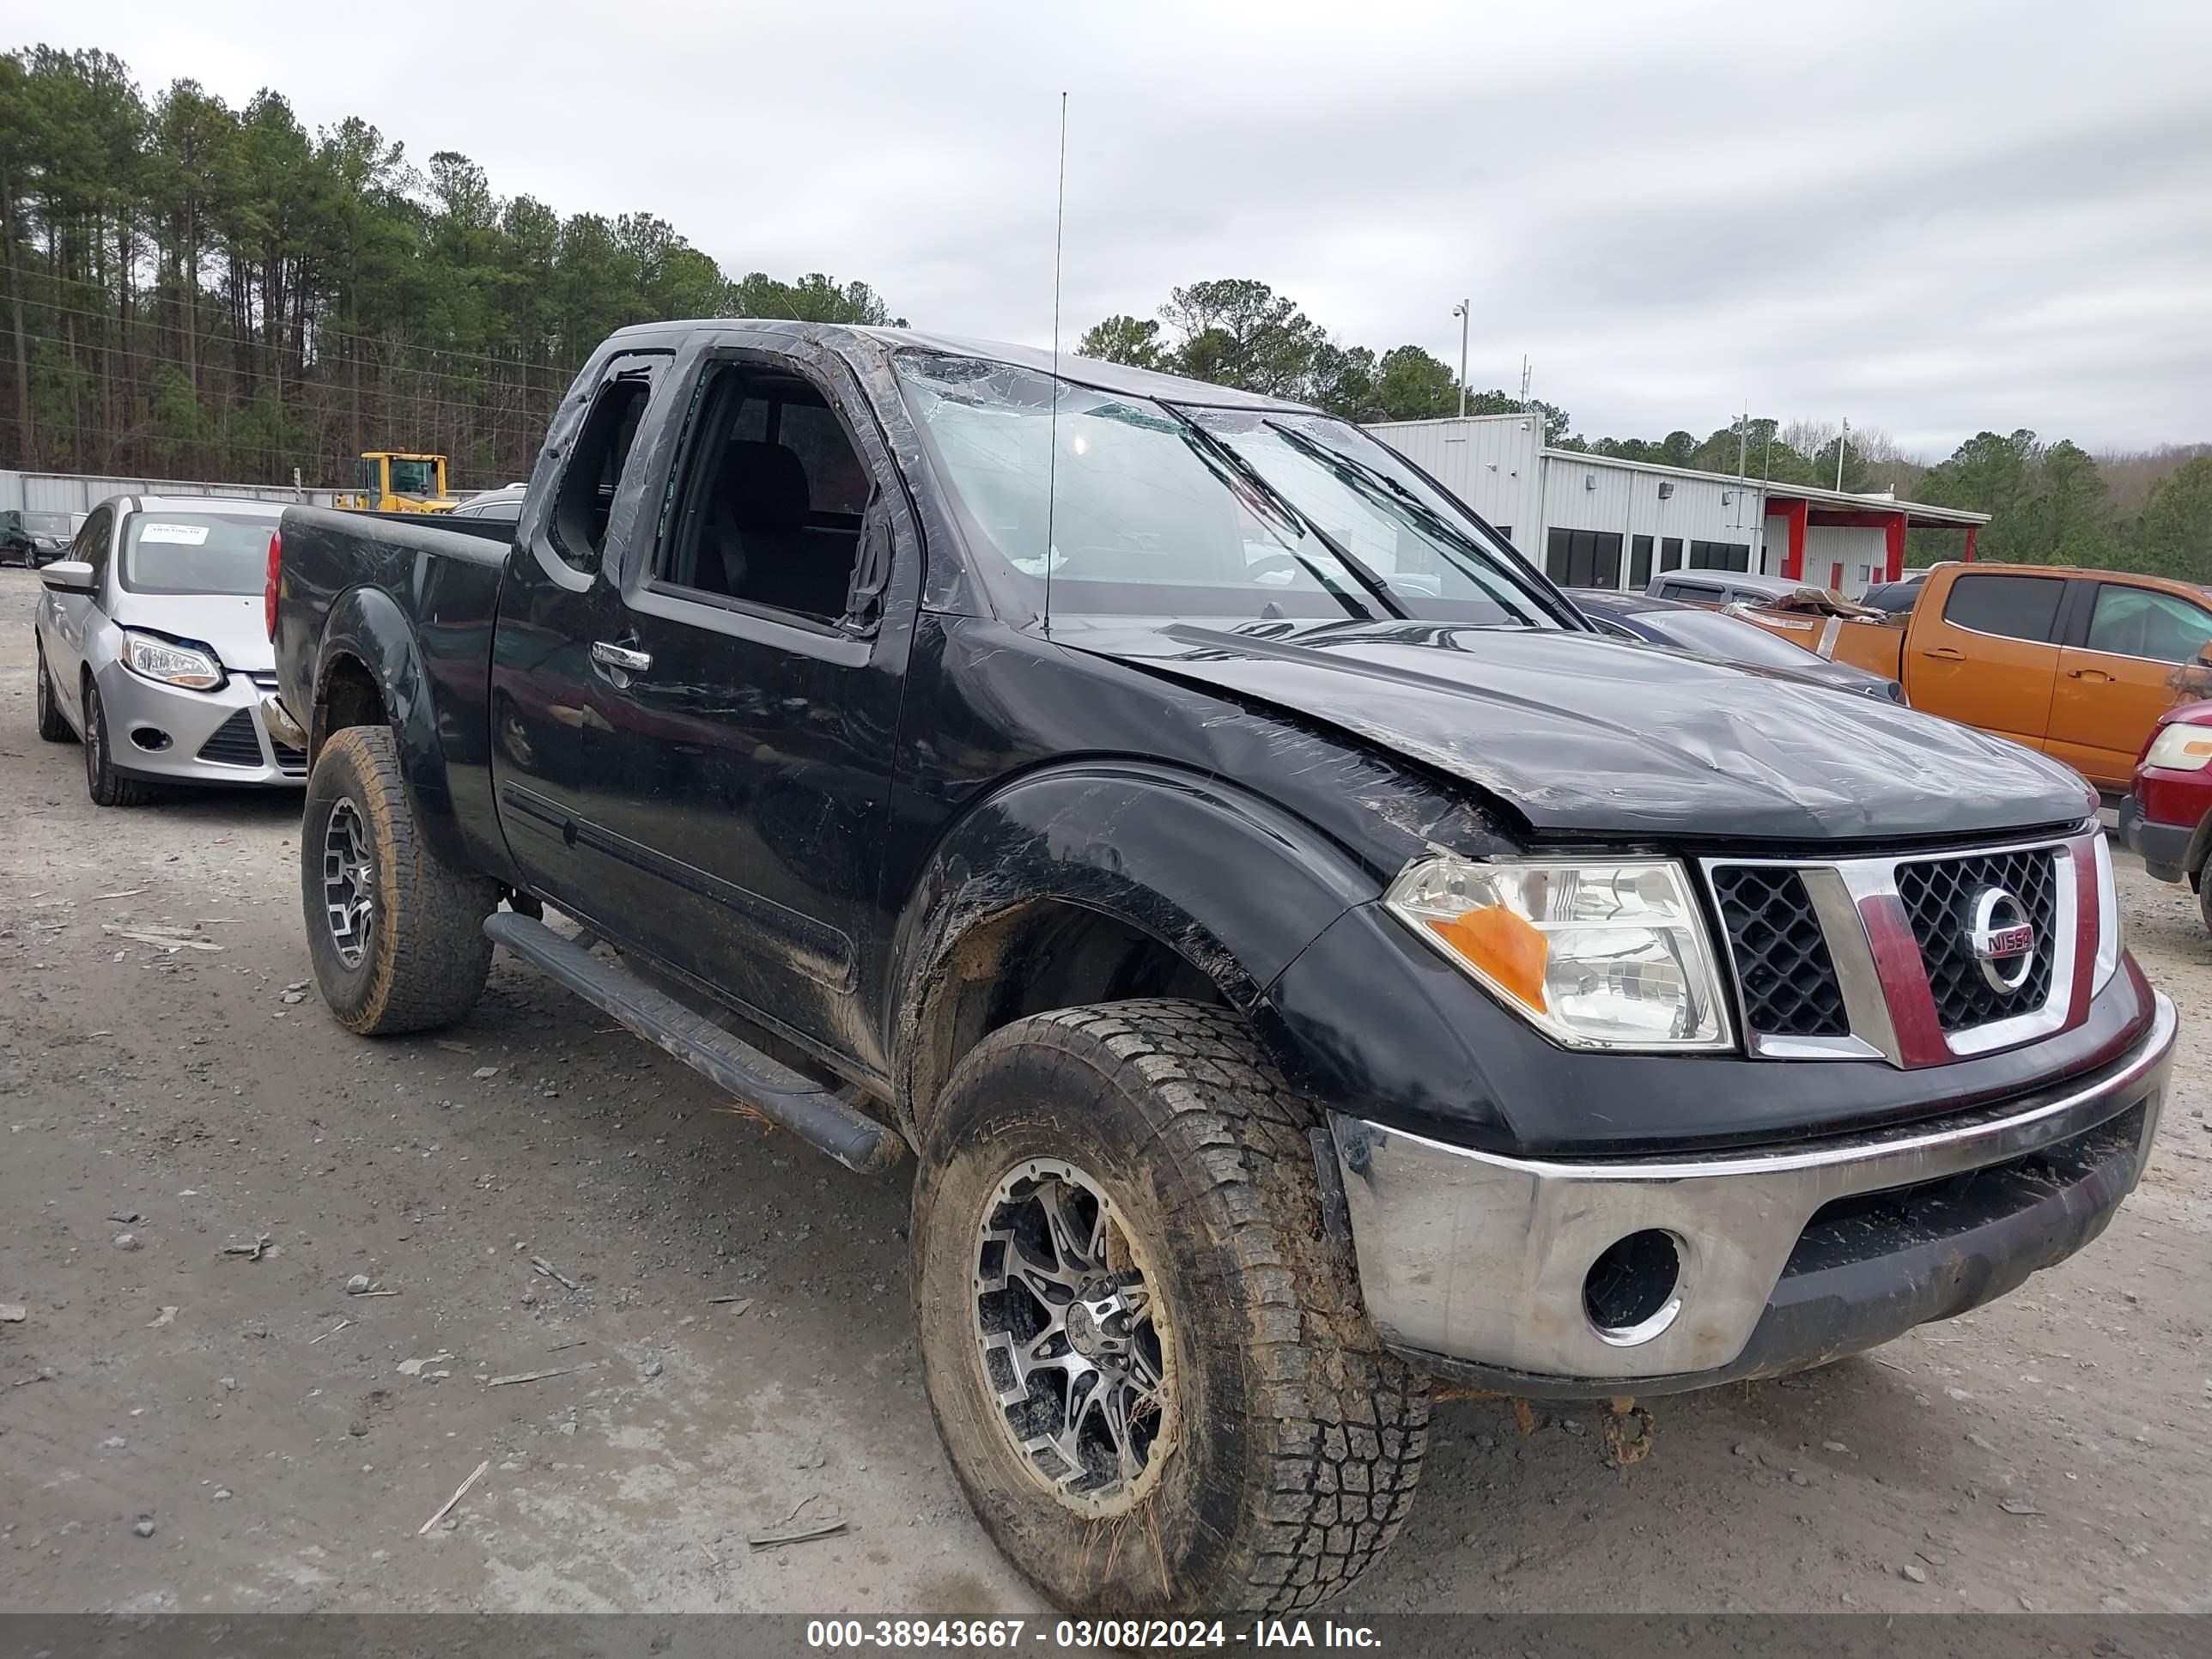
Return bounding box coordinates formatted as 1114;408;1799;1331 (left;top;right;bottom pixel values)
1429;906;1547;1012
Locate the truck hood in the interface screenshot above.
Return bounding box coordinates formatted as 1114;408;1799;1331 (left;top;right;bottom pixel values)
1066;618;2093;842
111;591;274;675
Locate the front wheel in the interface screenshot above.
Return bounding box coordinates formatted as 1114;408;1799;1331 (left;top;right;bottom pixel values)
912;1000;1427;1615
35;641;74;743
82;681;154;805
302;725;498;1035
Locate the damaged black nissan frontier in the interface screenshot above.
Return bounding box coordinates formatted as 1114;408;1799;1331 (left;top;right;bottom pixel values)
266;322;2175;1615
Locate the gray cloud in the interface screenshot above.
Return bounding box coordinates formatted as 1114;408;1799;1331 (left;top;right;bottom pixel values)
30;0;2212;454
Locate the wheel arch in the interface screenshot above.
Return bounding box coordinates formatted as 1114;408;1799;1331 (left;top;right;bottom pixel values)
311;586;473;872
887;762;1381;1137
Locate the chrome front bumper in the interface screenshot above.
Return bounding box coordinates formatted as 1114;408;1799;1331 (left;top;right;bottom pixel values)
1331;991;2174;1389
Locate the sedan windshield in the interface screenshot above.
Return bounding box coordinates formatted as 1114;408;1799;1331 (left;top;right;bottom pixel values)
896;353;1554;626
1637;608;1824;668
119;512;276;597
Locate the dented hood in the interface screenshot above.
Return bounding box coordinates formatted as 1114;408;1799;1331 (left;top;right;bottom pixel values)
1066;618;2093;842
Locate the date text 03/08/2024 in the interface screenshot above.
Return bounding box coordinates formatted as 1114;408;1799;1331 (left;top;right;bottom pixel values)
805;1620;1382;1649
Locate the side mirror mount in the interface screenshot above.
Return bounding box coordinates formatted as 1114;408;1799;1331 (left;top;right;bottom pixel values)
37;558;96;593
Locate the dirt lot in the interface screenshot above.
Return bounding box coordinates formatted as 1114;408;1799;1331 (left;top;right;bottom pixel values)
2;562;2208;1616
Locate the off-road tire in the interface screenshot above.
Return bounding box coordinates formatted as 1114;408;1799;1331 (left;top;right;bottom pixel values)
35;641;74;743
82;681;155;805
302;725;497;1035
912;999;1428;1616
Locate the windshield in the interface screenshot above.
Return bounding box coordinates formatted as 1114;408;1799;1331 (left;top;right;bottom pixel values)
1638;607;1823;668
389;459;439;495
119;512;275;596
23;510;75;536
896;353;1555;626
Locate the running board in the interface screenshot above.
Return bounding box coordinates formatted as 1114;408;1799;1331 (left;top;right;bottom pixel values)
483;913;905;1174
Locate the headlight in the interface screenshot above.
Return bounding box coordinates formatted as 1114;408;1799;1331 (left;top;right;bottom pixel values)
121;631;223;690
1385;856;1732;1051
2143;722;2212;772
2092;832;2121;994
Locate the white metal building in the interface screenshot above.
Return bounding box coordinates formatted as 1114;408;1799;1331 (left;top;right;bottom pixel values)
1367;415;1989;598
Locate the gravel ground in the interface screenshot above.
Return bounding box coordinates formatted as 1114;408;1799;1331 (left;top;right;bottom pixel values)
2;563;2207;1615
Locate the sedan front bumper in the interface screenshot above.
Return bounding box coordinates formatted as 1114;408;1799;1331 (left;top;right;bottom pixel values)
97;661;307;787
1330;990;2174;1395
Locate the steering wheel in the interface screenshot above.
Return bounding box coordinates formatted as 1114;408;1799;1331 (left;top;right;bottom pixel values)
1244;554;1303;580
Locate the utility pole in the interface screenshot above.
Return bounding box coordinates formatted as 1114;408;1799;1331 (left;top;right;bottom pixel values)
1835;417;1850;491
1450;300;1469;418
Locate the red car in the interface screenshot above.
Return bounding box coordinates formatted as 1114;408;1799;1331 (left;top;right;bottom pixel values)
2121;698;2212;932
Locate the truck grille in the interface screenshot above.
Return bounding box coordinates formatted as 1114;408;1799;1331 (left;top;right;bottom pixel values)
1702;832;2087;1064
197;709;265;768
1896;848;2059;1032
1709;866;1849;1037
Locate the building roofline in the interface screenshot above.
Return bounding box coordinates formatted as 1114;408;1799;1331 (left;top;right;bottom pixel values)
1538;446;1990;526
1364;411;1540;431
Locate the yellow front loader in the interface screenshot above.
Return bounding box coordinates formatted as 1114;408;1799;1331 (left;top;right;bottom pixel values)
336;453;461;513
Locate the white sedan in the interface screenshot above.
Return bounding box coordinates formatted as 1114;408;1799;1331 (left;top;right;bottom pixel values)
33;495;304;805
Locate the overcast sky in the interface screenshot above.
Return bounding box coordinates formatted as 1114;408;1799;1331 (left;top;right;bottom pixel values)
24;0;2212;455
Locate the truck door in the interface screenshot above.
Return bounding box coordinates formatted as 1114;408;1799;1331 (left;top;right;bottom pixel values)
489;347;678;939
2046;581;2212;792
498;339;915;1058
1908;571;2067;750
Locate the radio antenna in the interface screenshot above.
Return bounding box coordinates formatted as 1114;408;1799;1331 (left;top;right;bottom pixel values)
1044;91;1067;635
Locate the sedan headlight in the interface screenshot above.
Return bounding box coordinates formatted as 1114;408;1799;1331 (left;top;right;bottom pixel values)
122;631;224;690
2143;722;2212;772
1385;856;1732;1051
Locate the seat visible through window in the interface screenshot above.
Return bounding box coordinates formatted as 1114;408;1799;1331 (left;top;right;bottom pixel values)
661;373;872;623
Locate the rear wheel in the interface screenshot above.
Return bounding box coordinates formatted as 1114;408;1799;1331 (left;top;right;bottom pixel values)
82;682;154;806
35;641;73;743
912;1000;1427;1615
2198;872;2210;937
302;725;498;1034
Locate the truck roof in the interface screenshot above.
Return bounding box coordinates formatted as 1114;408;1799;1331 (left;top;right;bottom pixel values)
1923;560;2212;600
599;319;1321;414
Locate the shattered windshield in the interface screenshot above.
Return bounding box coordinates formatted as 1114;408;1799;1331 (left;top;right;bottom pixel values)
895;353;1553;626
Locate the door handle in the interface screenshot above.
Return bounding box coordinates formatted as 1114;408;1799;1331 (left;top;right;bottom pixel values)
591;641;652;674
1922;647;1965;660
2067;668;2111;681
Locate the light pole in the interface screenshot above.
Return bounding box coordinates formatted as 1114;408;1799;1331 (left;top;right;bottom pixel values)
1450;300;1470;417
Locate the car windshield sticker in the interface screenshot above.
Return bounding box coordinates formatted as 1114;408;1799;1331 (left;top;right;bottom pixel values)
139;522;213;544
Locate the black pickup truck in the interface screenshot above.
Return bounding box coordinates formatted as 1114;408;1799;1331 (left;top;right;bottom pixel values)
269;321;2174;1615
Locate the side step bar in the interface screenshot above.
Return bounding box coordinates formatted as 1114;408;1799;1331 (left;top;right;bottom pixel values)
483;913;905;1174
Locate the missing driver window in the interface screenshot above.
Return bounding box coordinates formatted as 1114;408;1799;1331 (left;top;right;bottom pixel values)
654;367;874;624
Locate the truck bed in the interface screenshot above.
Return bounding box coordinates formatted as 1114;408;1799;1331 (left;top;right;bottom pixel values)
272;505;514;878
1739;607;1908;681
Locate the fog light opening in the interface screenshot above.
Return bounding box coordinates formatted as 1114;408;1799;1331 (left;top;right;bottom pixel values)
130;726;172;752
1583;1229;1684;1346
